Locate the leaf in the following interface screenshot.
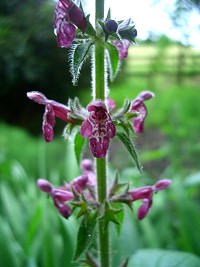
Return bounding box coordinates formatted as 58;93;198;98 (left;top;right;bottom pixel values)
105;7;111;20
74;131;85;166
84;15;96;37
128;249;200;267
70;41;93;85
105;42;119;81
116;132;142;173
113;99;131;120
98;202;122;230
73;211;98;261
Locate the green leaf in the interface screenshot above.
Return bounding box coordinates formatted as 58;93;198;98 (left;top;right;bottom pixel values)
98;202;122;230
74;131;85;166
70;41;93;85
73;211;97;261
113;99;131;120
105;42;119;81
128;249;200;267
105;7;111;20
85;15;96;37
116;132;142;173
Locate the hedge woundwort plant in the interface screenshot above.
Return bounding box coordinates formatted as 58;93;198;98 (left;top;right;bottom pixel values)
27;0;171;266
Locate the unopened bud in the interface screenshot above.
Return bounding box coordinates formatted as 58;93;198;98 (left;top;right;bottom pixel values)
154;179;172;191
104;19;118;34
37;179;53;193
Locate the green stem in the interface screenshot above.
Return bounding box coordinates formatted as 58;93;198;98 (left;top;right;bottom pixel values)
94;1;109;267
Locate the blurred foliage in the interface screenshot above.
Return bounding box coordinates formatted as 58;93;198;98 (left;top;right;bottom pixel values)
0;0;91;134
1;123;200;266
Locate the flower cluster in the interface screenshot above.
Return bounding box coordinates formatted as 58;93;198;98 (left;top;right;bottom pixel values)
37;158;171;221
112;18;137;59
37;159;95;219
27;90;154;157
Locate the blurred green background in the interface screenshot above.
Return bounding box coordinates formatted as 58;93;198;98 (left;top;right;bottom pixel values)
0;0;200;266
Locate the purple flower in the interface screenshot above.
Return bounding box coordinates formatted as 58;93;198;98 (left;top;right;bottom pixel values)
37;178;73;219
37;178;53;193
54;0;87;48
127;179;171;220
128;186;153;201
80;100;116;158
129;90;155;133
137;198;152;220
118;18;137;42
36;159;96;219
113;39;130;60
27;91;73;142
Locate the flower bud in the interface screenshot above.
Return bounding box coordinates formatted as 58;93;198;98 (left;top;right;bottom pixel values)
104;19;118;34
37;179;53;193
154;179;172;191
81;159;93;172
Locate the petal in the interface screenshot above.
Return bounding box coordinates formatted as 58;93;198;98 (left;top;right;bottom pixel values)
68;3;87;30
27;91;47;105
154;179;172;191
89;136;109;158
42;104;55;142
107;120;116;138
49;100;73;123
137;90;155;102
128;186;153;201
53;200;72;219
137;198;152;220
51;188;74;202
42;123;54;142
70;175;88;193
80;119;92;137
132;103;147;133
56;22;76;48
37;179;53;193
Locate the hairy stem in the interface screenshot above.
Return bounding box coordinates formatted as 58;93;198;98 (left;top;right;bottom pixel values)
94;1;110;267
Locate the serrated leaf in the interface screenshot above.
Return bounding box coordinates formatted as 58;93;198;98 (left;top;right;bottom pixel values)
74;131;85;166
128;249;200;267
73;211;98;261
105;42;119;81
70;41;93;85
116;132;142;173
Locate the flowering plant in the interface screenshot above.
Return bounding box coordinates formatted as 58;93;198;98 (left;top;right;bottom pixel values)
27;1;172;266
